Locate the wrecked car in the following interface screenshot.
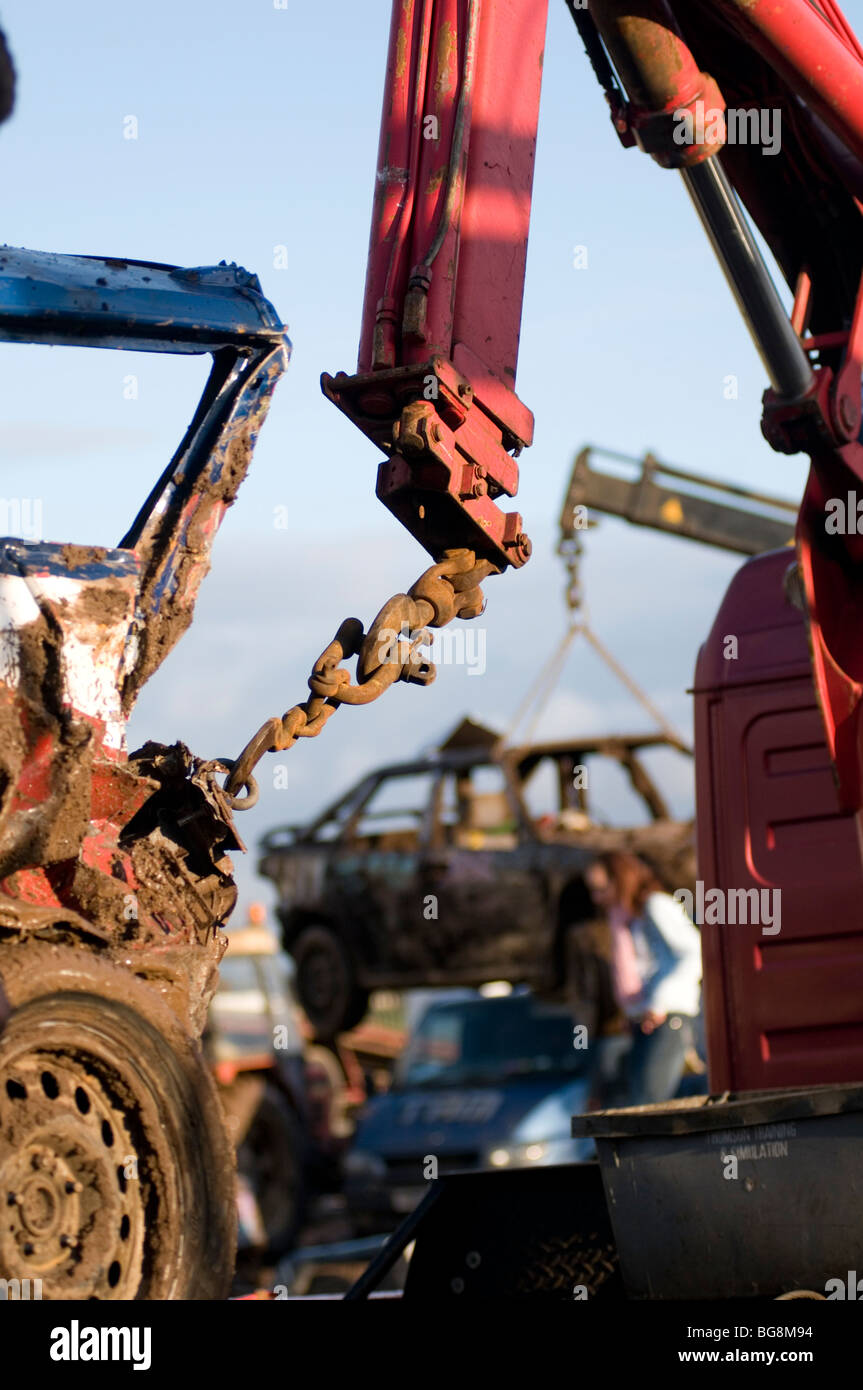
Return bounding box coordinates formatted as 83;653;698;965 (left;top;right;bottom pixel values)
0;247;289;1299
258;721;695;1037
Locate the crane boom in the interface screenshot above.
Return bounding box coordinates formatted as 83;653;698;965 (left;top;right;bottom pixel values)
561;446;798;558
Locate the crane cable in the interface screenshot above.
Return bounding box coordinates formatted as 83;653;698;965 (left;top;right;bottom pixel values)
505;618;689;751
504;524;691;751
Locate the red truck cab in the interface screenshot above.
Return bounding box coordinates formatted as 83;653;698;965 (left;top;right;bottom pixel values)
694;548;863;1091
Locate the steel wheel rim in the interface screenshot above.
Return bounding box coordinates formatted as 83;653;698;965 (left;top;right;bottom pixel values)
0;1019;152;1298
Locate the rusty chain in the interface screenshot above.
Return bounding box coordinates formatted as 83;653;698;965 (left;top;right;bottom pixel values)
219;548;498;809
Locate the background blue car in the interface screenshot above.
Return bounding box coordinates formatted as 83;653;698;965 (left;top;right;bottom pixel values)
344;987;595;1234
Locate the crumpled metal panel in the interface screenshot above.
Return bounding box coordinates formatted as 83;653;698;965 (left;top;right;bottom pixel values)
0;246;286;353
0;249;290;1035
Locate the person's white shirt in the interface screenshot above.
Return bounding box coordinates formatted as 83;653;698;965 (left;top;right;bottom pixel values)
627;891;702;1020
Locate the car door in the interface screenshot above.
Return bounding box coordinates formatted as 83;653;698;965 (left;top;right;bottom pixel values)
327;768;440;978
416;762;548;982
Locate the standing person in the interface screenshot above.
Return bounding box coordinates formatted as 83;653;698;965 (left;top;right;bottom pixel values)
584;851;702;1106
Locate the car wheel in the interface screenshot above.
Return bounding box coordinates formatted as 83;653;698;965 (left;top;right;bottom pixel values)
0;944;235;1299
292;926;369;1040
231;1079;305;1260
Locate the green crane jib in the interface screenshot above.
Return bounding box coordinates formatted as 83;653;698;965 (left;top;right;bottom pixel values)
561;447;797;556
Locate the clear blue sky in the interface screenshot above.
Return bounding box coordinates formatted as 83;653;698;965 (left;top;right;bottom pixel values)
2;0;854;914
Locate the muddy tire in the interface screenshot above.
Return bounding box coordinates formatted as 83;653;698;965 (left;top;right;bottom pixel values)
291;926;368;1040
0;944;236;1300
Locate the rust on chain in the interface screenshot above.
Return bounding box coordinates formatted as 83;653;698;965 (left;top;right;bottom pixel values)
222;548;497;806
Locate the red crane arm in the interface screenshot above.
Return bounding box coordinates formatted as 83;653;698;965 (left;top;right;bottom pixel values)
322;0;549;572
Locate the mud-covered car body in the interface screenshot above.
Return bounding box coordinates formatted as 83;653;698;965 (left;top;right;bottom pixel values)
0;247;289;1298
259;730;694;1033
0;247;289;1030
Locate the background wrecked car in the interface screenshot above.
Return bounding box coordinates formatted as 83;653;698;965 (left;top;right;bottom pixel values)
258;722;694;1037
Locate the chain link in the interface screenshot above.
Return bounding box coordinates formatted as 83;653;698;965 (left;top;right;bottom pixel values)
221;548;497;808
558;532;583;614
